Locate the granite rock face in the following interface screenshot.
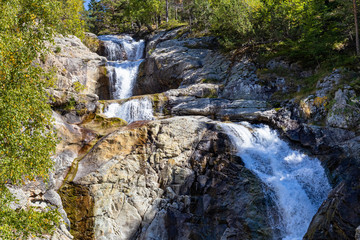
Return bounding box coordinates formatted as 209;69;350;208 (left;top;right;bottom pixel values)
60;117;275;240
134;29;286;101
326;88;360;131
42;35;110;100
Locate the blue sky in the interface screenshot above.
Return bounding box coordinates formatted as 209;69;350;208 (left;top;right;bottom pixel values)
84;0;91;10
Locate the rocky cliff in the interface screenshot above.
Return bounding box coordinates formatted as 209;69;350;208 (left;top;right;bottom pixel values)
12;27;360;240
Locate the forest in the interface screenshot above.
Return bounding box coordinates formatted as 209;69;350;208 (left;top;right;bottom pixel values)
0;0;359;238
87;0;360;66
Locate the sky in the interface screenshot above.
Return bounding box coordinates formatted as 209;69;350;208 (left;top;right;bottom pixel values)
84;0;91;10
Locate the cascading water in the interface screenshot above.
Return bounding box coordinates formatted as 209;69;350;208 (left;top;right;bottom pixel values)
221;122;331;240
98;35;145;61
104;97;154;123
98;35;145;99
99;34;154;123
105;61;143;99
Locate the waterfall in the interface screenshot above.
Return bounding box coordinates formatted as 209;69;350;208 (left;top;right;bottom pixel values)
98;34;153;123
106;61;143;99
98;35;145;99
104;97;154;123
98;35;145;61
221;122;331;240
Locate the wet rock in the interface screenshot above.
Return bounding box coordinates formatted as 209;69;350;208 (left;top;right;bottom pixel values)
304;180;360;240
80;113;127;136
52;111;91;189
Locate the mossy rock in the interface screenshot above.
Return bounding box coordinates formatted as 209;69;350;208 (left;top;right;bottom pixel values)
151;93;171;116
81;113;127;136
58;183;95;240
203;88;218;98
82;34;101;53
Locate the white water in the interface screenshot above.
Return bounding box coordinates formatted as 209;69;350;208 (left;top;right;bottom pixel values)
98;35;145;61
106;60;143;99
104;97;154;123
98;35;145;99
221;122;331;240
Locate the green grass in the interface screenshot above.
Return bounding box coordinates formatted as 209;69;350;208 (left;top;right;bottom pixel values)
159;19;188;31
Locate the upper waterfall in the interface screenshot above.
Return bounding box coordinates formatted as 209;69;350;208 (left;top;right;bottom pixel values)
221;122;331;240
98;35;145;61
98;35;145;99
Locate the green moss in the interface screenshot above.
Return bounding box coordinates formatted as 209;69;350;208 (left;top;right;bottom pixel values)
256;66;292;79
63;97;76;111
159;20;188;31
58;183;94;240
76;108;88;116
81;113;127;136
148;48;155;56
150;94;172;116
273;69;329;101
203;88;218;98
174;27;190;39
200;78;220;84
73;81;86;93
54;46;61;54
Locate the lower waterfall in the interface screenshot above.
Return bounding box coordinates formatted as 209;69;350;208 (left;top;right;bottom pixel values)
104;97;154;123
221;122;331;240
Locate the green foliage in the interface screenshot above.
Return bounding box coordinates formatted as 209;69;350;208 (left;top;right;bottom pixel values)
210;0;262;44
159;19;187;31
87;0;360;63
57;0;86;38
54;46;62;53
0;0;70;238
0;186;60;239
73;81;86;92
87;0;164;34
83;34;101;52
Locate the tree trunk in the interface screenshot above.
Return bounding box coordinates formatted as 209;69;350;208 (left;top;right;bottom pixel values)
175;5;178;20
353;0;359;55
158;0;162;26
166;0;169;22
189;15;192;33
